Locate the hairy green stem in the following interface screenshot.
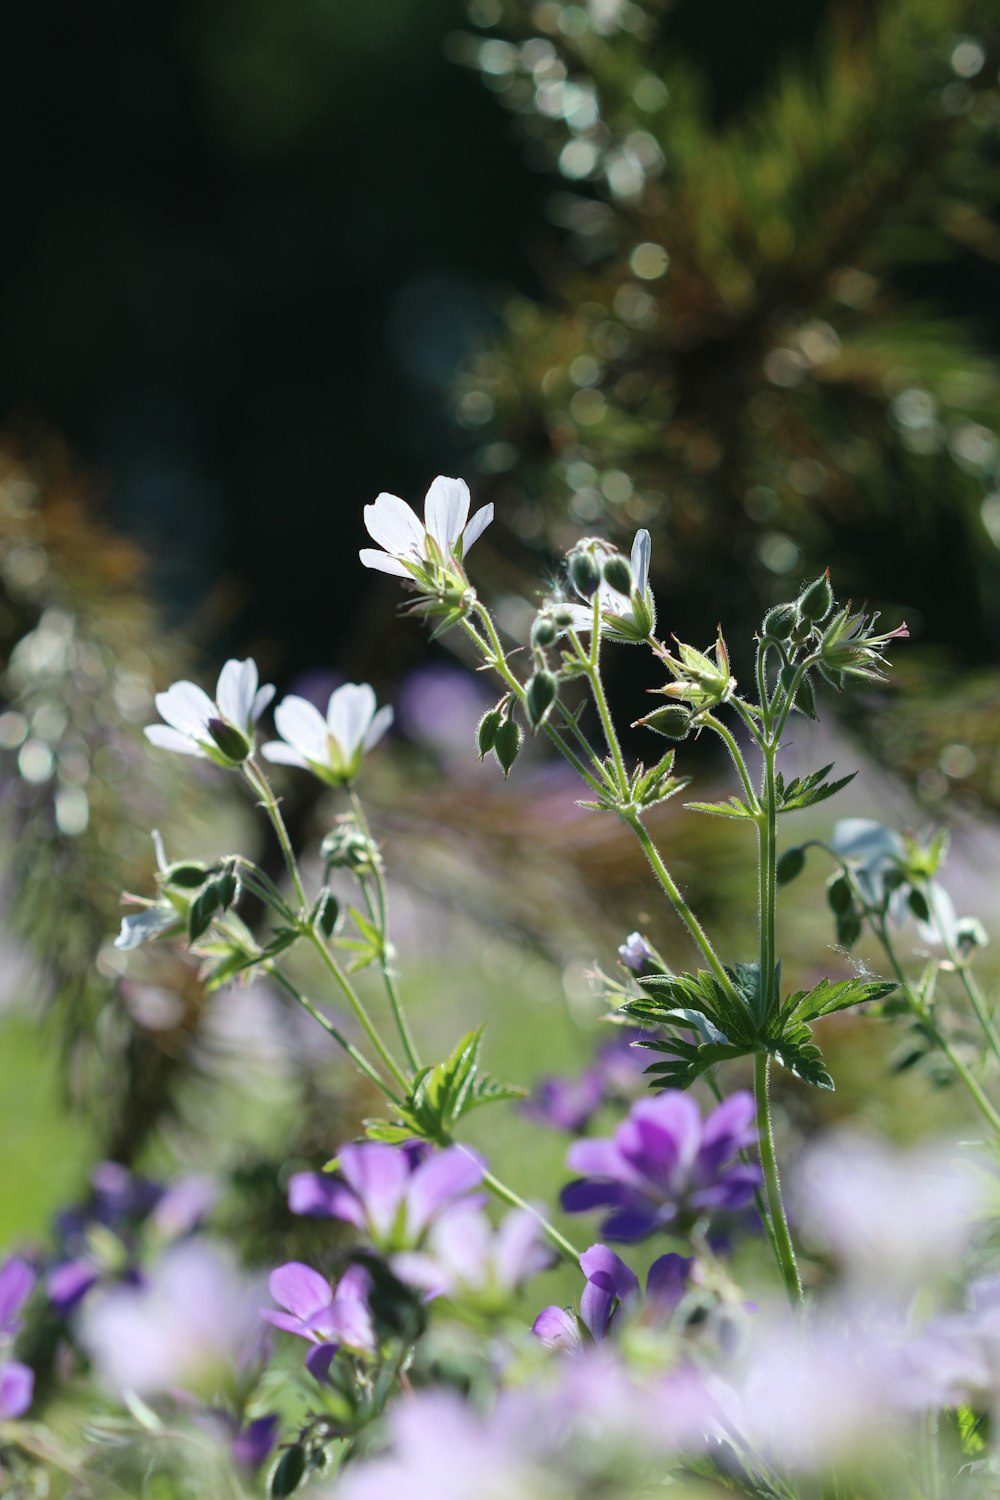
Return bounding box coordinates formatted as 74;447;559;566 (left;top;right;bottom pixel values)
704;714;759;811
307;930;411;1094
753;1053;803;1304
582;594;629;796
271;968;403;1105
925;881;1000;1073
623;810;742;1009
348;789;422;1074
243;759;309;912
758;745;778;1025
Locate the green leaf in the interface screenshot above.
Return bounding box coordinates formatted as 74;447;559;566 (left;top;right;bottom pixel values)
622;968;757;1046
270;1446;307;1498
767;1034;834;1090
367;1029;524;1143
774;763;856;814
684;796;757;821
776;846;806;885
781;976;897;1025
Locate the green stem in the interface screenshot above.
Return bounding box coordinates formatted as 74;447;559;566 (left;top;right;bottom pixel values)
754;1052;803;1305
479;1166;581;1267
462;611;606;795
348;789;422;1074
308;930;411;1094
872;916;1000;1137
243;759;308;911
584;593;629;796
704;713;759;811
623;810;743;1009
706;1070;780;1268
271;967;403;1105
925;881;1000;1073
758;744;778;1025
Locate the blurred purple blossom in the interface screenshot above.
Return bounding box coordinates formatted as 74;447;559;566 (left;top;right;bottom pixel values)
561;1091;760;1241
522;1069;604;1134
230;1413;280;1471
79;1239;265;1398
0;1362;33;1420
397;664;492;773
391;1205;553;1303
0;1258;35;1337
290;1143;486;1252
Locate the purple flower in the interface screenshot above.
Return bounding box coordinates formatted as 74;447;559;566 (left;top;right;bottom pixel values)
0;1361;33;1419
560;1090;760;1241
79;1239;265;1398
290;1143;486;1252
592;1035;649;1100
391;1206;553;1304
533;1243;690;1349
618;931;655;973
231;1413;280;1471
522;1070;604;1134
263;1261;375;1369
0;1258;36;1338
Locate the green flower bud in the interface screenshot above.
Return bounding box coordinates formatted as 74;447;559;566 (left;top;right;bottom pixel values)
493;717;522;777
602;554;634;596
315;888;340;937
797;571;834;625
531;614;559;650
568;549;601;601
206;717;251;764
776;847;806;885
826;873;853;915
321;823;381;874
476;708;503;758
907;887;931;923
161;860;210;890
526;670;558;729
761;603;797;640
633;704;692;740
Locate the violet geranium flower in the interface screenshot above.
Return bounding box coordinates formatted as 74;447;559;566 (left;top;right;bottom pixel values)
533;1243;690;1351
0;1257;36;1338
289;1142;486;1253
391;1206;553;1306
144;659;274;766
560;1090;760;1241
0;1361;33;1419
262;682;392;785
263;1262;375;1379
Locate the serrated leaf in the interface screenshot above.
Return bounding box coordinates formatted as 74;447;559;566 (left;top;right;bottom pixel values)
767;1034;835;1090
371;1029;524;1142
684;796;757;821
624;968;757;1043
781;976;897;1025
775;763;857;814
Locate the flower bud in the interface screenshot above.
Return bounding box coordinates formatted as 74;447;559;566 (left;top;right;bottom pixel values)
476;708;503;759
761;603;797;640
633;704;691;739
568;548;601;601
531;614;558;650
161;860;211;890
826;873;853;915
493;717;522;777
526;670;558;729
321;823;381;875
602;554;633;596
314;888;340;938
206;717;251;764
776;847;806;885
797;571;834;625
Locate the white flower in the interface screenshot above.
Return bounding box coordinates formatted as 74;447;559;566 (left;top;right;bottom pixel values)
145;659;275;765
359;476;494;580
553;529;656;642
262;682;393;785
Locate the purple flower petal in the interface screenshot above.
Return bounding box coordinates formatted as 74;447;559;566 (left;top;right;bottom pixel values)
232;1413;279;1470
405;1147;485;1239
339;1144;411;1240
532;1305;582;1352
0;1361;33;1419
305;1342;337;1383
0;1258;36;1335
47;1258;99;1313
287;1171;352;1221
268;1263;332;1321
579;1244;639;1340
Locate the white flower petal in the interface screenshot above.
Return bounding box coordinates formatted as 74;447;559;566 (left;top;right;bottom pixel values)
251;684;276;722
359;548;412;578
558;603;599;633
260;740;310;769
216;659;258;729
630;529;651;595
424;476;470;553
363;703;394;751
327;683;376;758
144;724;205;757
363;494;425;557
273;696;330;759
461;502;494;554
153;682;216;736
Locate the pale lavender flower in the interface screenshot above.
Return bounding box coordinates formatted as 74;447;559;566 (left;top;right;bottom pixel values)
391;1205;553;1303
0;1362;33;1419
261;682;392;785
79;1239;265;1397
902;1277;1000;1415
618;930;654;973
0;1258;36;1337
145;659;274;765
793;1133;984;1293
291;1142;486;1252
262;1261;375;1360
360;476;493;580
561;1090;760;1241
